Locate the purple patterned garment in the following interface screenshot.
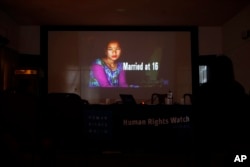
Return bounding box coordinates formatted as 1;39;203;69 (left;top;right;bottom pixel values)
89;58;128;87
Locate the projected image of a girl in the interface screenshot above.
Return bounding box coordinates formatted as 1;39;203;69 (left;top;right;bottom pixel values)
89;40;128;87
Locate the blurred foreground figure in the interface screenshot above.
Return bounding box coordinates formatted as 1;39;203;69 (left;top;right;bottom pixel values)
194;55;249;167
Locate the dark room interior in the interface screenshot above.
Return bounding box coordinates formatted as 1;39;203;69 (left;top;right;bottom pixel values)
0;1;250;167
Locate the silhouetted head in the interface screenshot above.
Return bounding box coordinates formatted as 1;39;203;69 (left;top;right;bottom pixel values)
213;55;235;82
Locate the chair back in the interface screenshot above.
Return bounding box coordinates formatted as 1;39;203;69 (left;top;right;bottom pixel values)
151;93;167;104
183;93;192;105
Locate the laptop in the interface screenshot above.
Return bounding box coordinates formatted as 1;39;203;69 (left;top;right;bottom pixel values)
119;94;137;105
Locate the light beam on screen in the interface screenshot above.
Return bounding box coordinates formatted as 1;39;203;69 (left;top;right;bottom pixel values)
65;69;80;94
144;47;166;87
81;67;102;104
48;65;80;94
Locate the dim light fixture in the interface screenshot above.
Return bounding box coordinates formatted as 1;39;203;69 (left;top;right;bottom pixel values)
15;69;37;75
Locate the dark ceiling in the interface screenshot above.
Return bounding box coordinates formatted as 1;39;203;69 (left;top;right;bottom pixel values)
0;0;250;26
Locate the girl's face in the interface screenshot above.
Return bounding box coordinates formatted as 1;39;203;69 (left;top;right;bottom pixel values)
106;41;121;61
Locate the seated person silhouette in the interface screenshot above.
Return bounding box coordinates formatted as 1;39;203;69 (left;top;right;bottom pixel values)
194;55;249;167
